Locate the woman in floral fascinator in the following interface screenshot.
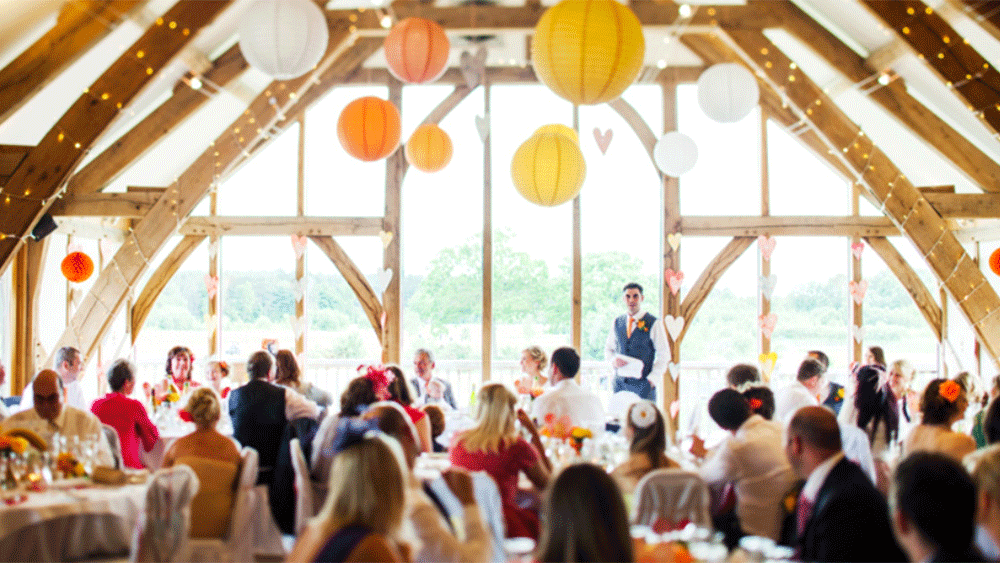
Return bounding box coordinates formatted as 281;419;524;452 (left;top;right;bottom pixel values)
611;400;679;493
903;378;976;462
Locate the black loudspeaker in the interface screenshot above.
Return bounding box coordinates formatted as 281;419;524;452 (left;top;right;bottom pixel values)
30;213;57;241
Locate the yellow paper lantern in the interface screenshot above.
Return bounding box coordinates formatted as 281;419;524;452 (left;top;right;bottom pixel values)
511;132;586;206
531;0;645;105
405;124;453;173
533;124;579;145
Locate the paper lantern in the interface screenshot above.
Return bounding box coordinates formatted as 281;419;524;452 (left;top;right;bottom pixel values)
337;97;402;162
405;124;453;172
990;247;1000;276
61;252;94;283
696;63;760;123
531;0;645;105
653;132;699;177
384;18;450;84
511;132;586;206
238;0;329;80
534;124;579;145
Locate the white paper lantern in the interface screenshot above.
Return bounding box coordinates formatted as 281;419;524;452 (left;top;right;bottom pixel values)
238;0;329;80
696;63;760;124
653;132;698;177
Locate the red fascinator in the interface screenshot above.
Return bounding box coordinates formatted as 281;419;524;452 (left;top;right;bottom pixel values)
359;364;394;400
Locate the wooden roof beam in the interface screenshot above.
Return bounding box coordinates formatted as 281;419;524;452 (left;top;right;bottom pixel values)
948;0;1000;50
179;216;383;236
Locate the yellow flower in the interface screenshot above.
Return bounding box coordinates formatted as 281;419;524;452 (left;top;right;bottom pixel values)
9;437;27;455
837;388;845;399
571;427;592;439
166;392;181;403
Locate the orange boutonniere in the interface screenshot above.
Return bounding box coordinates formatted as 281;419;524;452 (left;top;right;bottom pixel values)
939;380;961;403
637;319;648;332
836;387;845;400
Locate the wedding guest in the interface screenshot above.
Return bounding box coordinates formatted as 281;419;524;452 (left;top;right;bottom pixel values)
386;365;432;453
841;346;887;424
890;452;982;562
206;360;232;398
163;387;241;539
965;444;1000;559
984;395;1000;446
611;400;679;493
700;389;796;544
782;407;904;562
726;364;760;389
340;373;383;417
275;349;332;408
903;379;976;462
450;383;550;539
742;386;775;421
536;464;634;563
288;427;410;563
852;358;899;456
311;373;384;482
809;350;845;415
20;346;88;412
774;359;825;423
888;359;919;440
973;375;999;448
165;345;197;390
531;347;605;431
91;359;159;469
411;349;456;409
0;360;9;420
604;282;668;401
515;346;548;394
420;404;446;453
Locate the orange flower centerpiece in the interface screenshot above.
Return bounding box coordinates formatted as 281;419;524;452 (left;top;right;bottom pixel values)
56;452;86;478
569;426;592;454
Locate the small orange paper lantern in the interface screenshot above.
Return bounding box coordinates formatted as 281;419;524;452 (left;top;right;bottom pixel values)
384;17;450;84
405;124;453;173
337;97;402;162
61;251;94;283
990;247;1000;276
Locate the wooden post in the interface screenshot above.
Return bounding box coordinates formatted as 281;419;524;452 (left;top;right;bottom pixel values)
759;112;772;363
940;287;949;377
661;79;681;439
482;80;492;382
572;105;582;355
851;185;863;363
383;78;403;364
208;187;220;359
295;117;307;358
12;239;47;394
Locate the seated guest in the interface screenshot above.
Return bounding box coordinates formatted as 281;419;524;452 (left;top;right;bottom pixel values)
91;359;159;469
412;349;456;409
163;387;242;539
891;452;983;562
782;406;904;562
888;359;919;440
275;349;332;408
20;346;88;412
742;386;775;420
164;345;197;390
451;383;550;539
386;365;432;453
229;351;319;485
530;347;605;431
726;363;760;389
536;463;633;563
611;400;679;493
3;369;114;466
700;389;795;544
903;379;976;462
966;445;1000;559
516;346;549;394
288;427;410;563
311;374;382;482
206;360;232;398
973;375;1000;448
852;358;899;456
420;404;446;453
985;395;1000;446
774;359;825;423
840;346;887;424
808;350;845;416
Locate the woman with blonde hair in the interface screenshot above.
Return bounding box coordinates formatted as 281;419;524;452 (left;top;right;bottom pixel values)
966;444;1000;559
289;424;410;562
611;400;679;493
903;378;976;462
274;349;332;407
450;383;550;539
515;346;548;395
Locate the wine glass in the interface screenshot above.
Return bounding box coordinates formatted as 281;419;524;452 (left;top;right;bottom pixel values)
9;453;27;486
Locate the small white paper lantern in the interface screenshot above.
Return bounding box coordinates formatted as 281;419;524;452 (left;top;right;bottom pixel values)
696;63;760;124
238;0;329;80
653;132;698;177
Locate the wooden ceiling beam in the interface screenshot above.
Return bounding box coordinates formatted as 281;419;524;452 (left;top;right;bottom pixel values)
771;1;1000;192
49;190;158;217
0;0;235;276
923;193;1000;218
0;1;144;126
178;216;383;236
682;216;899;237
0;145;31;176
951;0;1000;46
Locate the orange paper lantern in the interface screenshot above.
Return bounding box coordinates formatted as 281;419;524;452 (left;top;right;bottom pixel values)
61;251;94;283
383;18;450;84
405;124;453;173
337;97;402;162
990;247;1000;276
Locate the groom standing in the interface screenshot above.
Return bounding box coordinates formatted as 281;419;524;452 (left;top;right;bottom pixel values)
604;282;669;401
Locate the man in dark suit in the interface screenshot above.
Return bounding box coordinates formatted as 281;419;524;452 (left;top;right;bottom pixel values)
783;406;905;562
808;350;845;415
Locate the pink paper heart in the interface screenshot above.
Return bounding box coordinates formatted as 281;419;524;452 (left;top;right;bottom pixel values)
665;269;684;295
291;234;307;258
669;400;680;420
851;241;865;260
849;279;868;304
758;235;776;261
204;274;219;299
593;127;613;155
758;312;778;339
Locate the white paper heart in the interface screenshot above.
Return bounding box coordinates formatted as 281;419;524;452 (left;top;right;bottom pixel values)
664;315;685;340
475;114;489;142
667;362;680;381
293;279;306;302
459;47;487;89
593;127;613;155
667;232;682;253
375;267;394;295
290;316;306;337
379;231;393;249
760;274;778;300
669;400;680;419
207;240;219;259
852;324;865;343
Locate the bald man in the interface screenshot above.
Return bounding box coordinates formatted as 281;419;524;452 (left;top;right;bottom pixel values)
782;406;903;562
3;369;113;467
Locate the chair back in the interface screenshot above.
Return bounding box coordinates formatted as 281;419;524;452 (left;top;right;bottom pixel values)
102;423;124;470
632;469;712;532
131;465;199;563
290;438;314;535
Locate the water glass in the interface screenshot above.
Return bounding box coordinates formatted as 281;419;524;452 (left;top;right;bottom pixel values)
9;453;27;485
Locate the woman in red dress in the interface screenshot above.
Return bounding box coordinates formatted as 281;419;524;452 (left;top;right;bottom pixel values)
449;383;550;539
386;365;432;453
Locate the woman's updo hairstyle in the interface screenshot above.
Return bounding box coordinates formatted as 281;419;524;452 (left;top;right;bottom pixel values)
185;387;221;426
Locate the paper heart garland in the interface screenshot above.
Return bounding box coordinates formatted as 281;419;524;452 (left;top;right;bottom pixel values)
667;232;682;253
665;269;684;295
851;241;865;260
758;351;778;381
758;235;776;261
293;279;306;302
375;267;394;295
669;400;680;420
204;275;219;299
291;235;307;258
760;274;778;300
475;114;489;142
852;325;865;343
758;312;778;339
207;239;219;259
290;316;306;337
380;311;388;329
379;231;393;249
664;315;685;340
667;362;680;381
849;280;868;305
459;47;487;89
593;128;613;155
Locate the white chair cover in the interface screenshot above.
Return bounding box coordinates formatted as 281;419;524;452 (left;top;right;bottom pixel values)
244;447;286;558
102;423;124;470
423;471;506;563
290;438;314;536
609;391;643;420
632;468;713;531
131;465;199;563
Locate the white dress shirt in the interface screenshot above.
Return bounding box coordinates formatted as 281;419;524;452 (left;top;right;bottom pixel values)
531;378;606;431
284;386;320;421
801;451;846;504
19;378;88;413
699;415;797;540
774;381;819;424
838;422;877;483
2;405;114;467
604;309;669;383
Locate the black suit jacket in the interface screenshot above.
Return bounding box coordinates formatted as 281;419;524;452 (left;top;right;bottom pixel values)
796;457;906;563
822;382;845;415
229;379;288;484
